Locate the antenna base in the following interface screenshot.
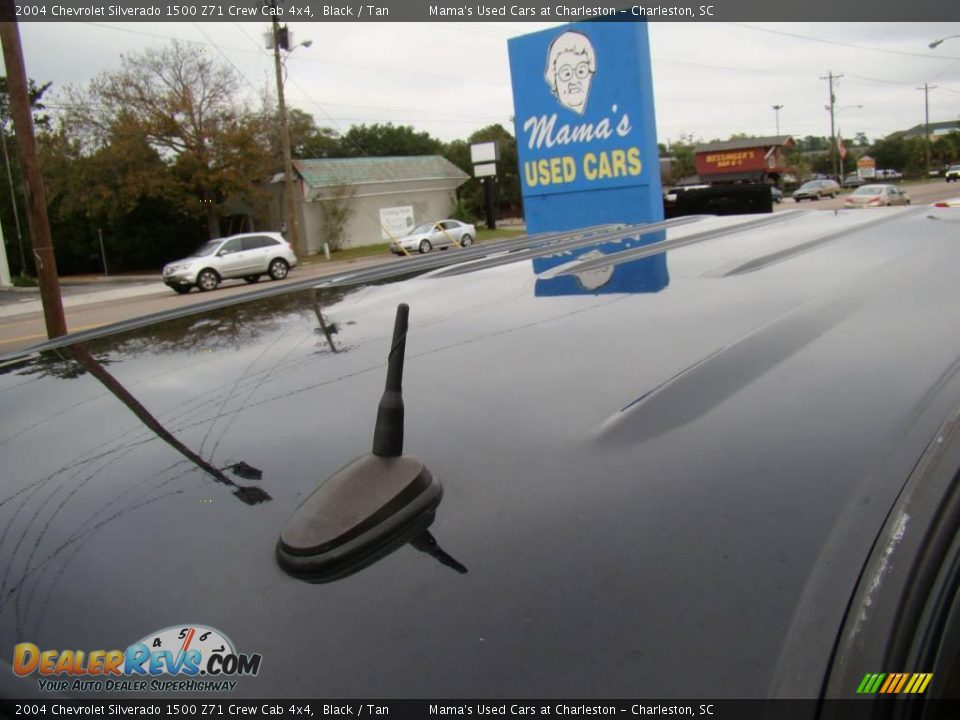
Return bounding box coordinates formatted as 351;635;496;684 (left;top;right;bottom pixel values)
277;454;441;582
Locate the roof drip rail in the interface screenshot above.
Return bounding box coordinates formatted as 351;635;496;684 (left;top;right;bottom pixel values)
427;216;707;280
541;212;806;279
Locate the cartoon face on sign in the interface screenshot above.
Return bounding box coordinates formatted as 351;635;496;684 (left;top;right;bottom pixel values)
544;30;596;115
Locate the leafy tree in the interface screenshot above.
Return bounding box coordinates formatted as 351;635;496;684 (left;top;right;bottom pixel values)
0;76;53;276
257;96;340;160
66;40;271;239
664;134;698;181
931;131;960;170
39;121;204;273
290;116;340;159
782;146;811;182
334;123;443;157
0;76;51;130
870;134;927;175
794;136;830;152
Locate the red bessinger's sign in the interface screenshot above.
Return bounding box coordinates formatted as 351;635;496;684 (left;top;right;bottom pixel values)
695;148;768;175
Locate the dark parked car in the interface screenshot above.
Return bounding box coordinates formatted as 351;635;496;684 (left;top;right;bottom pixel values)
3;209;960;704
842;174;866;188
664;183;773;218
793;178;841;201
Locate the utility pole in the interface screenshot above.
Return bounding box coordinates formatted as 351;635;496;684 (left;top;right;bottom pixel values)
820;71;842;182
917;83;936;178
271;3;302;256
0;10;66;338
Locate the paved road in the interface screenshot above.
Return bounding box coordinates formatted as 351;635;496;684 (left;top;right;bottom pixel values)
0;253;403;355
774;179;954;212
2;183;957;355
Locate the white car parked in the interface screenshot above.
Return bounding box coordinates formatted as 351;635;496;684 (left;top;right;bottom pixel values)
163;232;298;294
390;220;476;255
843;184;911;208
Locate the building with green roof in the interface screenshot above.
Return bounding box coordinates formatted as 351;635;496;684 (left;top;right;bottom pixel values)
270;156;469;254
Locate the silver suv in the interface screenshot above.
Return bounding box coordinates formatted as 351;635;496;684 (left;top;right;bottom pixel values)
162;232;298;294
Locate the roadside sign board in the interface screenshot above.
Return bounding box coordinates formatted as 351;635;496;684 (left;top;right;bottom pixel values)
508;21;663;234
379;206;415;240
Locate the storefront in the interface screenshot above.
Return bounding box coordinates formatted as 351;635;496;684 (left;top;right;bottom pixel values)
694;136;795;186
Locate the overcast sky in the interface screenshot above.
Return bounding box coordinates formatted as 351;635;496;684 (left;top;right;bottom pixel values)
10;21;960;147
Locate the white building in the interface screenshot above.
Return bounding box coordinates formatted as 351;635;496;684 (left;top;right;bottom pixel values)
270;156;470;255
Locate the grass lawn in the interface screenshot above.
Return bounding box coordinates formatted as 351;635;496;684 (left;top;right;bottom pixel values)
300;226;526;265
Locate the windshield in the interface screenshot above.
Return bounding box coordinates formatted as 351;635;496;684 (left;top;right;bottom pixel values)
799;182;821;190
190;240;222;257
853;186;885;195
406;223;435;236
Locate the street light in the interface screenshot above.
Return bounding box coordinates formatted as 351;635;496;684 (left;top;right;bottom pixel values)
929;34;960;49
772;104;784;136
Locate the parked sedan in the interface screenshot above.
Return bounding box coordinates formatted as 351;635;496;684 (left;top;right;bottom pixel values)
793;179;840;201
162;232;297;294
842;174;866;188
843;184;911;208
390;219;476;255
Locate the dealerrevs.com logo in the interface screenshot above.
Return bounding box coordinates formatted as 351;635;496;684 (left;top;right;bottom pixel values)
12;624;261;693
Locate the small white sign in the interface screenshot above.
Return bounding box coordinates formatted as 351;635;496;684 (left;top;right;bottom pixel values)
474;162;497;178
379;206;415;240
471;142;499;165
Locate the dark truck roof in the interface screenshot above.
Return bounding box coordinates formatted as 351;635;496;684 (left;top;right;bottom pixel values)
2;208;960;699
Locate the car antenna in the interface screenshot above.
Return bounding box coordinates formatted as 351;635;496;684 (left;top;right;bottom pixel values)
372;303;409;457
276;303;443;581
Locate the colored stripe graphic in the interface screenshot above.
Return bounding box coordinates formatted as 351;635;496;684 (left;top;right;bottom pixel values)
856;672;932;694
856;674;874;694
856;673;884;694
879;674;897;694
904;675;921;694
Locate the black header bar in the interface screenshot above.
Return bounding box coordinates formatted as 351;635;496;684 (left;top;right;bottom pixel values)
1;0;957;23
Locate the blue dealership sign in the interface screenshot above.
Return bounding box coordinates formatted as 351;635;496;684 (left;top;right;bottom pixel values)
508;22;663;233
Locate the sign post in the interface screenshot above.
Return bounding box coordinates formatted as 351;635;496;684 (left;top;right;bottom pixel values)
471;142;499;230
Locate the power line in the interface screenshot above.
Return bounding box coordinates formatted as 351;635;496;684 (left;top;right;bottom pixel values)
726;23;960;61
230;23;508;125
82;21;507;86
